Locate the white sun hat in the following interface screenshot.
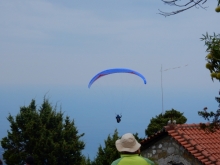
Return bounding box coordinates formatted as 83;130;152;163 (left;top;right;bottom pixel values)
115;133;141;152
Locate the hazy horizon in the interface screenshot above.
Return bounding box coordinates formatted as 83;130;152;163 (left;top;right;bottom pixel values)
1;0;220;160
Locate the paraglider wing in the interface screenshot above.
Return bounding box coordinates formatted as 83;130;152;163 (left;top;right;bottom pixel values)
88;68;147;88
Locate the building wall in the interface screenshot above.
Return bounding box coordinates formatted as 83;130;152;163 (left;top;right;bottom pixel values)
141;136;202;165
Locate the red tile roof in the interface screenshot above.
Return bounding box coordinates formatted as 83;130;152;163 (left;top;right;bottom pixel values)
142;123;220;165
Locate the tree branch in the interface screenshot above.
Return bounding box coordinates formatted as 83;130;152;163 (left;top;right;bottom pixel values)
159;0;208;17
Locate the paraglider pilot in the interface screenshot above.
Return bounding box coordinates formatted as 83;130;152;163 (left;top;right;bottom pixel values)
116;114;122;123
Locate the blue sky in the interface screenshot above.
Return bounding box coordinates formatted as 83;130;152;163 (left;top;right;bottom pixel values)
1;0;220;160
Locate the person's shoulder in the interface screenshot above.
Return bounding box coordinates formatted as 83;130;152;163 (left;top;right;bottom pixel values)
111;158;123;165
140;156;155;165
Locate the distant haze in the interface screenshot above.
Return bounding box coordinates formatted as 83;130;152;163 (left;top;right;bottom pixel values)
1;0;220;160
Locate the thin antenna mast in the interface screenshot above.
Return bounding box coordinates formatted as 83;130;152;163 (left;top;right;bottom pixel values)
161;65;164;114
160;64;188;114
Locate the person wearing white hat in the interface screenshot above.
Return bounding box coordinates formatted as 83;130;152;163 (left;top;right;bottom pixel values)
111;133;155;165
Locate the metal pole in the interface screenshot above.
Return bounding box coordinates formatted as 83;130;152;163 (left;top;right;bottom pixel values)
160;64;188;114
161;65;164;114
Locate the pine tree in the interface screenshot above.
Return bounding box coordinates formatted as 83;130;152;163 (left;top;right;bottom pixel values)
81;156;92;165
145;109;187;136
1;98;85;165
92;129;120;165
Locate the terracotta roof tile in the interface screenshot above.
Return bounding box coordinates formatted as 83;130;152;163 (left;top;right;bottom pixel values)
186;146;194;151
170;132;178;135
194;153;202;157
196;155;205;160
145;123;220;165
183;144;191;148
189;139;197;146
195;145;203;151
202;150;210;157
179;139;186;143
189;149;198;154
180;141;188;145
209;156;216;162
166;123;220;165
200;158;210;162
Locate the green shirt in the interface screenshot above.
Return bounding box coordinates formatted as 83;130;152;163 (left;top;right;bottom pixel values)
111;154;155;165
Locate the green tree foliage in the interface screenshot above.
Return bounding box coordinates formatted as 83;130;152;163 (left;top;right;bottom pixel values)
91;129;120;165
201;33;220;81
133;132;144;142
1;98;85;165
81;156;92;165
145;109;187;136
198;91;220;132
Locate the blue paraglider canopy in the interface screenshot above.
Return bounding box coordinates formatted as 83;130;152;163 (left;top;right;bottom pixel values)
88;68;147;88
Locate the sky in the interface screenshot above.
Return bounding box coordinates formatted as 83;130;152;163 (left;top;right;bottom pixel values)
0;0;220;160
